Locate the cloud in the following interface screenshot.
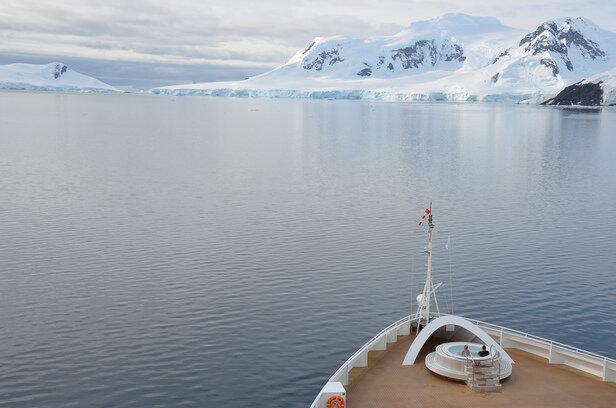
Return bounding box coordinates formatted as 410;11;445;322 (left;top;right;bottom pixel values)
0;0;614;87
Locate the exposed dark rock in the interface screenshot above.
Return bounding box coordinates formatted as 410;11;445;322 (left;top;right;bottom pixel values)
390;39;465;70
521;23;567;55
558;20;605;59
491;72;500;83
540;58;559;77
391;40;438;69
442;42;466;62
519;22;558;47
54;64;68;79
517;19;605;74
542;81;604;106
376;56;385;69
387;63;394;71
303;48;344;71
357;68;372;77
492;49;509;64
303;41;316;55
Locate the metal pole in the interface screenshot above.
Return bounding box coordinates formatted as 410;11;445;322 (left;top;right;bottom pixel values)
425;202;433;323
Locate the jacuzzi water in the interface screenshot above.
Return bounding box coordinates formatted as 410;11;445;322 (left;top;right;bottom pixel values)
426;342;513;380
448;345;482;356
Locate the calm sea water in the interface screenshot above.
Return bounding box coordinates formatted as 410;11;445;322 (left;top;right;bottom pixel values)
0;92;615;407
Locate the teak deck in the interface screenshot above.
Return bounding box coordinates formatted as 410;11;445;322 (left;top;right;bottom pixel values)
346;333;616;408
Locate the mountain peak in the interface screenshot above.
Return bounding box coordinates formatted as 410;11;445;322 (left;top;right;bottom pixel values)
155;14;616;105
557;16;601;32
518;16;606;71
406;13;513;36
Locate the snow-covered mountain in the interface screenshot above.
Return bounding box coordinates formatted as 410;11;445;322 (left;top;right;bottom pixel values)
152;14;616;103
284;14;513;79
485;17;615;98
0;62;120;93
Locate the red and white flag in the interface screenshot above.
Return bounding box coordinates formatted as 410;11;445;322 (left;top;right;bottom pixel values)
418;208;430;225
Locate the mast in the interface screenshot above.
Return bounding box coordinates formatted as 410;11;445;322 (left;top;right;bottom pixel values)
425;202;434;322
415;202;441;330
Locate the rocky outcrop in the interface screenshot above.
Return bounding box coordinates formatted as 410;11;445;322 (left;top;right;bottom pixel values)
357;63;372;77
559;22;605;59
392;40;438;69
303;48;344;71
390;39;465;71
492;49;510;64
442;41;466;62
540;59;559;77
302;41;316;55
518;18;606;75
542;81;605;105
54;64;68;79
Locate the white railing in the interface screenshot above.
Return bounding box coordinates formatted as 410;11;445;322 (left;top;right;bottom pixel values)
310;312;616;407
489;344;501;380
309;315;419;408
431;311;616;382
463;352;476;384
329;315;418;383
443;313;616;365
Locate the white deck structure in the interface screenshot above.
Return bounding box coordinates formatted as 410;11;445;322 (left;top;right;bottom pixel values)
310;313;616;408
402;315;513;365
309;206;616;407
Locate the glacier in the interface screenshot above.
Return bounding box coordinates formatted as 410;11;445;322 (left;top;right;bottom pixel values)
151;14;616;104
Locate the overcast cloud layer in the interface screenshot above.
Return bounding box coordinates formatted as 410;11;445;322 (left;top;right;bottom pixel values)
1;0;615;88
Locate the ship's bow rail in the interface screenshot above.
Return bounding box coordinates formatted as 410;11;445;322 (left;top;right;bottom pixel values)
310;312;616;408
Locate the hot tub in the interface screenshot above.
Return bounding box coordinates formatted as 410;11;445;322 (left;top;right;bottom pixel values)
424;342;512;380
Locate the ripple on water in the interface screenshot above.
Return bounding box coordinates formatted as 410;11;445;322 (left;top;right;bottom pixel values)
0;95;615;407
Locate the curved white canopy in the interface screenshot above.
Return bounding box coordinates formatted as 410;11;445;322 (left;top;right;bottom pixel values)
402;315;515;365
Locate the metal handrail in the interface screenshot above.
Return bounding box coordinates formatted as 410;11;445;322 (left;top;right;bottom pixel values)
429;312;616;364
489;344;500;379
328;315;419;382
330;311;615;384
463;351;475;384
312;312;615;408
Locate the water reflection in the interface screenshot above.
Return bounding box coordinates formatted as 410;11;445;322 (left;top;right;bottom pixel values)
0;94;614;408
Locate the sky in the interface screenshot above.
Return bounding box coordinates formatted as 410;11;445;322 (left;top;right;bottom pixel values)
1;0;615;89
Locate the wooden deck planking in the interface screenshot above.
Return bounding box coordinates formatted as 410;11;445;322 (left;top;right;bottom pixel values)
345;333;616;408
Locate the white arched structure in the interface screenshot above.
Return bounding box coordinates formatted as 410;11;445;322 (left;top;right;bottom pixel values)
402;315;515;365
